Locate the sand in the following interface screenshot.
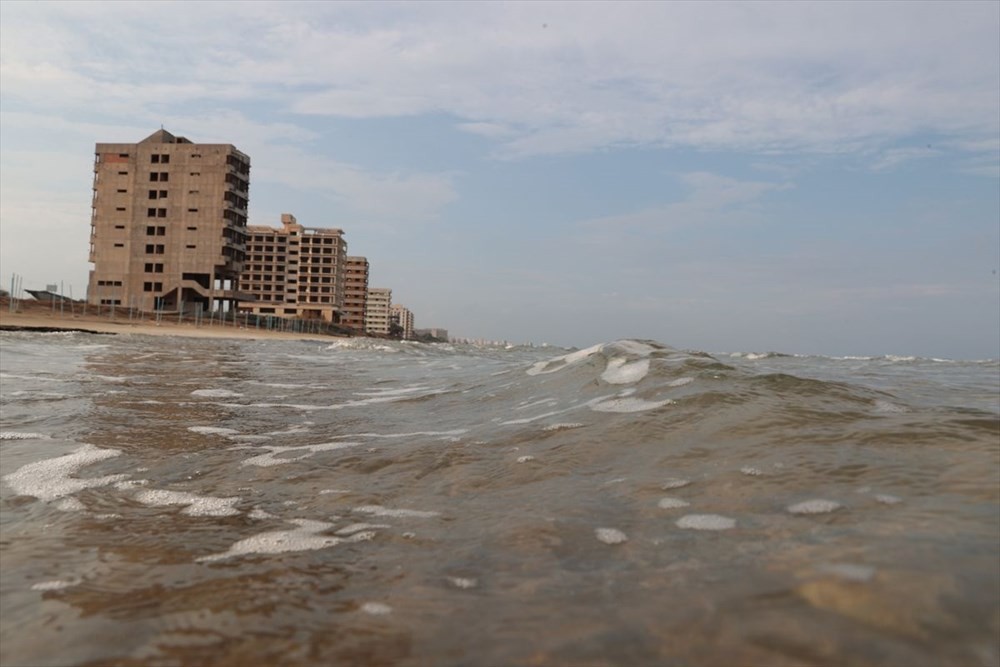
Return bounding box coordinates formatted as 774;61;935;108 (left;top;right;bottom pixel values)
0;301;352;342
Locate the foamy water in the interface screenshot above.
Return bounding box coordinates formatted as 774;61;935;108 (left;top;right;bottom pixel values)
1;332;997;666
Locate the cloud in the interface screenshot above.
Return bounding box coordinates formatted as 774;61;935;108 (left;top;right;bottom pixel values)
2;2;996;164
577;171;791;233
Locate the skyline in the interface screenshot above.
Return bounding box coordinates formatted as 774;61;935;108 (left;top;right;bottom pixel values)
1;1;998;358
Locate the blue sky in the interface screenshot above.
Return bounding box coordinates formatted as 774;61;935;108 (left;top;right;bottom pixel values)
1;1;998;358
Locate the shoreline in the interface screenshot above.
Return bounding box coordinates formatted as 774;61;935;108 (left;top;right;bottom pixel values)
0;307;352;343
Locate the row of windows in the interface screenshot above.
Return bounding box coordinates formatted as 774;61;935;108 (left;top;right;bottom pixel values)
96;280;123;286
145;263;164;273
150;154;170;164
143;282;163;292
149;172;169;182
146;226;165;236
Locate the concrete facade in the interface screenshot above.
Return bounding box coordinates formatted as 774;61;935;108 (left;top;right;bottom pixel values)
238;214;347;323
87;129;250;313
390;303;414;340
342;256;369;332
365;287;392;335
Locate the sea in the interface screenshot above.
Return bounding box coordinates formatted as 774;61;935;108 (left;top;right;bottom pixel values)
1;332;997;667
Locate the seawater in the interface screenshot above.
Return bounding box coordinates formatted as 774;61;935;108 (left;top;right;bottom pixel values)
1;333;997;667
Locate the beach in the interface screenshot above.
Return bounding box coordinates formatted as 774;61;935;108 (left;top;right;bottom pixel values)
0;299;352;342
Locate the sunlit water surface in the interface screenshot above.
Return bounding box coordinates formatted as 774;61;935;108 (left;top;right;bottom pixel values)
1;333;997;666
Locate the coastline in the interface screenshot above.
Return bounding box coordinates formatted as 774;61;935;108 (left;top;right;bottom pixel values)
0;303;351;343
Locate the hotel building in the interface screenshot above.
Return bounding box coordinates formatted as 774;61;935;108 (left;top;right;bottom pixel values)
342;256;369;332
238;214;347;322
365;287;392;335
87;129;250;313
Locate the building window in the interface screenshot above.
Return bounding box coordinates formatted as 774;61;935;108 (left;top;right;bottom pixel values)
190;171;200;176
113;243;124;248
147;208;156;217
114;225;125;229
118;153;129;158
151;155;160;164
161;155;170;164
157;208;167;218
118;171;128;175
116;207;126;211
187;208;198;213
148;190;157;200
150;172;169;182
187;226;197;231
186;244;196;249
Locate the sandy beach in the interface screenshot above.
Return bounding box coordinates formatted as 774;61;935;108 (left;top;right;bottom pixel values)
0;300;352;342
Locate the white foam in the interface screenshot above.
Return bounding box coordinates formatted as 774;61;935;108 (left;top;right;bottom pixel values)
676;514;736;530
354;505;440;519
526;343;605;376
248;508;276;520
667;377;694;387
2;444;127;502
657;497;691;509
188;426;240;436
740;467;763;476
190;389;243;398
0;432;50;440
873;400;908;413
874;494;902;505
516;455;536;463
588;397;673;413
595;527;628;545
787;499;843;515
601;357;650;384
240;441;361;467
661;478;691;490
542;423;584;431
447;576;478;589
335;523;390;535
360;602;393;615
198;519;375;562
134;489;240;517
31;579;78;591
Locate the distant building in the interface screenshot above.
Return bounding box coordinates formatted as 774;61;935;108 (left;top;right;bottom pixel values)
414;327;449;341
390;303;414;340
238;214;347;322
342;256;369;332
87;129;250;313
365;287;392;335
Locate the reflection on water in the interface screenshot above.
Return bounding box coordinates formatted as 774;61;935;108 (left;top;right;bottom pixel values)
1;334;997;666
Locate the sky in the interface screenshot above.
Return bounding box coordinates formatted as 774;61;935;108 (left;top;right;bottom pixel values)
1;1;998;358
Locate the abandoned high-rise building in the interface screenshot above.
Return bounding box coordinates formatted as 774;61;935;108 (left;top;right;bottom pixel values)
87;129;250;313
390;303;415;340
365;287;392;335
342;256;369;332
237;214;347;322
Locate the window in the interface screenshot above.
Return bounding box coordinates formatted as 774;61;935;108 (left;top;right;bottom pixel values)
151;155;160;164
150;173;158;181
161;155;170;164
147;208;156;218
160;190;167;198
187;226;197;231
118;153;129;158
188;190;199;195
116;207;126;211
143;282;163;292
149;190;157;200
157;226;165;236
190;171;200;176
187;208;198;213
149;172;168;182
157;208;167;218
114;225;125;229
118;171;128;175
186;244;196;249
113;243;124;248
144;263;164;273
145;244;164;254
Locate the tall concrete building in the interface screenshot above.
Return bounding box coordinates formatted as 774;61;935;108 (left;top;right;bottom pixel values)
342;256;369;332
390;303;415;340
365;287;392;335
238;214;347;322
87;129;250;313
